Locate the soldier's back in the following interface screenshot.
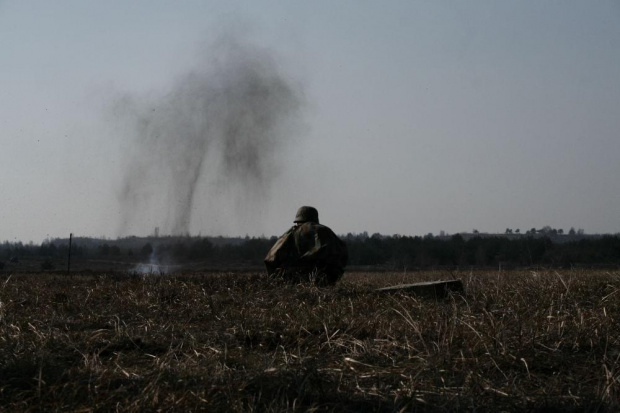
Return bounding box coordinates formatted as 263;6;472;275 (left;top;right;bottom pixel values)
265;222;348;285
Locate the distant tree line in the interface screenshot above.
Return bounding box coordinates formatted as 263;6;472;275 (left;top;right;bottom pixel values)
0;237;274;268
1;233;619;270
343;233;620;269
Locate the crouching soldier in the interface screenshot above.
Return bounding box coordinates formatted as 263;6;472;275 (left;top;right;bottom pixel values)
264;206;348;286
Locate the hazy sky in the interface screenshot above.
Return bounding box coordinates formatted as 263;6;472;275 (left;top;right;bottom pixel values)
1;1;619;242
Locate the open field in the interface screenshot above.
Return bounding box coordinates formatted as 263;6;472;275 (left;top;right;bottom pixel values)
1;269;619;411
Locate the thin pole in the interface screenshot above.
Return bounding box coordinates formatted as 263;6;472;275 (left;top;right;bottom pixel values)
67;233;73;274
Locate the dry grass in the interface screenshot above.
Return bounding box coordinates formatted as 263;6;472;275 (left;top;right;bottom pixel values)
0;269;619;411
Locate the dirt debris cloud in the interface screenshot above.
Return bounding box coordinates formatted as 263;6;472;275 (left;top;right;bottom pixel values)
116;35;302;236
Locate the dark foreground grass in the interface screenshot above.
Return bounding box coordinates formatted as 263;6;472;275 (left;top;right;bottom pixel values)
0;269;619;411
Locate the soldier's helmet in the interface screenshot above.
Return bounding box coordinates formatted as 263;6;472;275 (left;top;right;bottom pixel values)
294;206;319;224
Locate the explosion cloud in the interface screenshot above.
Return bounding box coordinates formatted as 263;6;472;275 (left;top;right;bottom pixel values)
116;35;302;236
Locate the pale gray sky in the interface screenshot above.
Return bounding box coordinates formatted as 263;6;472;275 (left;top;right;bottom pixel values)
1;1;619;242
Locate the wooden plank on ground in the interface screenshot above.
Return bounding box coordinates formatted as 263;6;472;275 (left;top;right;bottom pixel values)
376;280;464;299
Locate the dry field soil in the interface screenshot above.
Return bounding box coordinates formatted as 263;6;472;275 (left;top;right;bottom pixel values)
1;269;619;411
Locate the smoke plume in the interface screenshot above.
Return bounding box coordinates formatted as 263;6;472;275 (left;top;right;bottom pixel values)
116;35;302;236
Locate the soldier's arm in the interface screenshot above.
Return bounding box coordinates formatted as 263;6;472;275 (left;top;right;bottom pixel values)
264;227;296;273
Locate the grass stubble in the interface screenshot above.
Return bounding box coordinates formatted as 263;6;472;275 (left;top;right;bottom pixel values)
0;269;619;412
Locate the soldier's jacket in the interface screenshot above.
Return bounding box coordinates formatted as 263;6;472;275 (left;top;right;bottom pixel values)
264;222;348;284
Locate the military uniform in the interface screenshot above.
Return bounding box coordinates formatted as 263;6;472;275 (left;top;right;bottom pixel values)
264;206;348;286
